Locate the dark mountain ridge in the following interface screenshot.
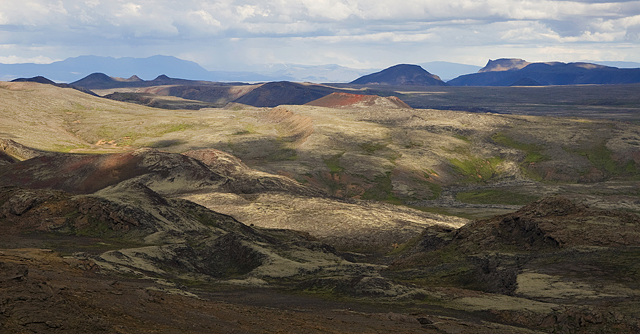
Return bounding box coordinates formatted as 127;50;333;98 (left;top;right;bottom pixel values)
351;64;447;86
70;72;238;90
448;58;640;86
10;76;99;96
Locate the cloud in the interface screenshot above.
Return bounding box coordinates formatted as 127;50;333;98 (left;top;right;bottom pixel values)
0;55;58;63
1;0;640;68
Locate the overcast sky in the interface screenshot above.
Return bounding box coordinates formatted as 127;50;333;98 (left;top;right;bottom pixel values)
1;0;640;70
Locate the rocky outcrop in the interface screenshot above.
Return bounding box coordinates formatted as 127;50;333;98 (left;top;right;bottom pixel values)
0;139;55;161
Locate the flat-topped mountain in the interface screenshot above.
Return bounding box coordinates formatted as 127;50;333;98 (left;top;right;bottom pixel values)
478;58;531;73
449;59;640;86
351;64;447;86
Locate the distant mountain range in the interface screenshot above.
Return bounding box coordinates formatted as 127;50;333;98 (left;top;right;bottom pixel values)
5;55;640;88
68;72;231;90
448;58;640;86
0;55;376;83
0;55;510;84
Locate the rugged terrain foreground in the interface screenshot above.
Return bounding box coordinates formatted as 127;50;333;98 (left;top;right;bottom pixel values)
2;81;640;333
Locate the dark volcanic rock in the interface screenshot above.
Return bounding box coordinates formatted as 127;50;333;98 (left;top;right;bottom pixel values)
351;64;446;86
387;196;640;299
0;151;16;166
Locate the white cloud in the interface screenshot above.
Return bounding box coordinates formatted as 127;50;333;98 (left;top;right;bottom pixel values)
188;10;221;27
1;0;640;67
116;3;142;18
0;55;58;63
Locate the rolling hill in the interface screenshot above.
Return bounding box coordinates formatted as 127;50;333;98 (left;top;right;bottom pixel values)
3;79;640;333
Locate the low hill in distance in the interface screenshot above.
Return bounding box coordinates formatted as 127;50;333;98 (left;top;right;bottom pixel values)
351;64;447;86
11;75;98;96
448;58;640;86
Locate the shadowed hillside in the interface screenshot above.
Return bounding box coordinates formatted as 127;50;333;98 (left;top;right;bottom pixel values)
305;92;411;109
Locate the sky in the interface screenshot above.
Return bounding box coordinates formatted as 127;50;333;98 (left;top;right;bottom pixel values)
1;0;640;70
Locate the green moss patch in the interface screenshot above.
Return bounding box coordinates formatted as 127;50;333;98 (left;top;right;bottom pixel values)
323;152;345;174
492;133;547;164
361;172;402;204
576;142;640;178
450;156;504;183
359;142;388;154
425;180;442;200
266;148;298;162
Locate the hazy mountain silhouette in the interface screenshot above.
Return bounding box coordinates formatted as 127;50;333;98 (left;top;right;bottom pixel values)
419;61;483;81
0;55;216;82
351;64;447;86
0;56;369;83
